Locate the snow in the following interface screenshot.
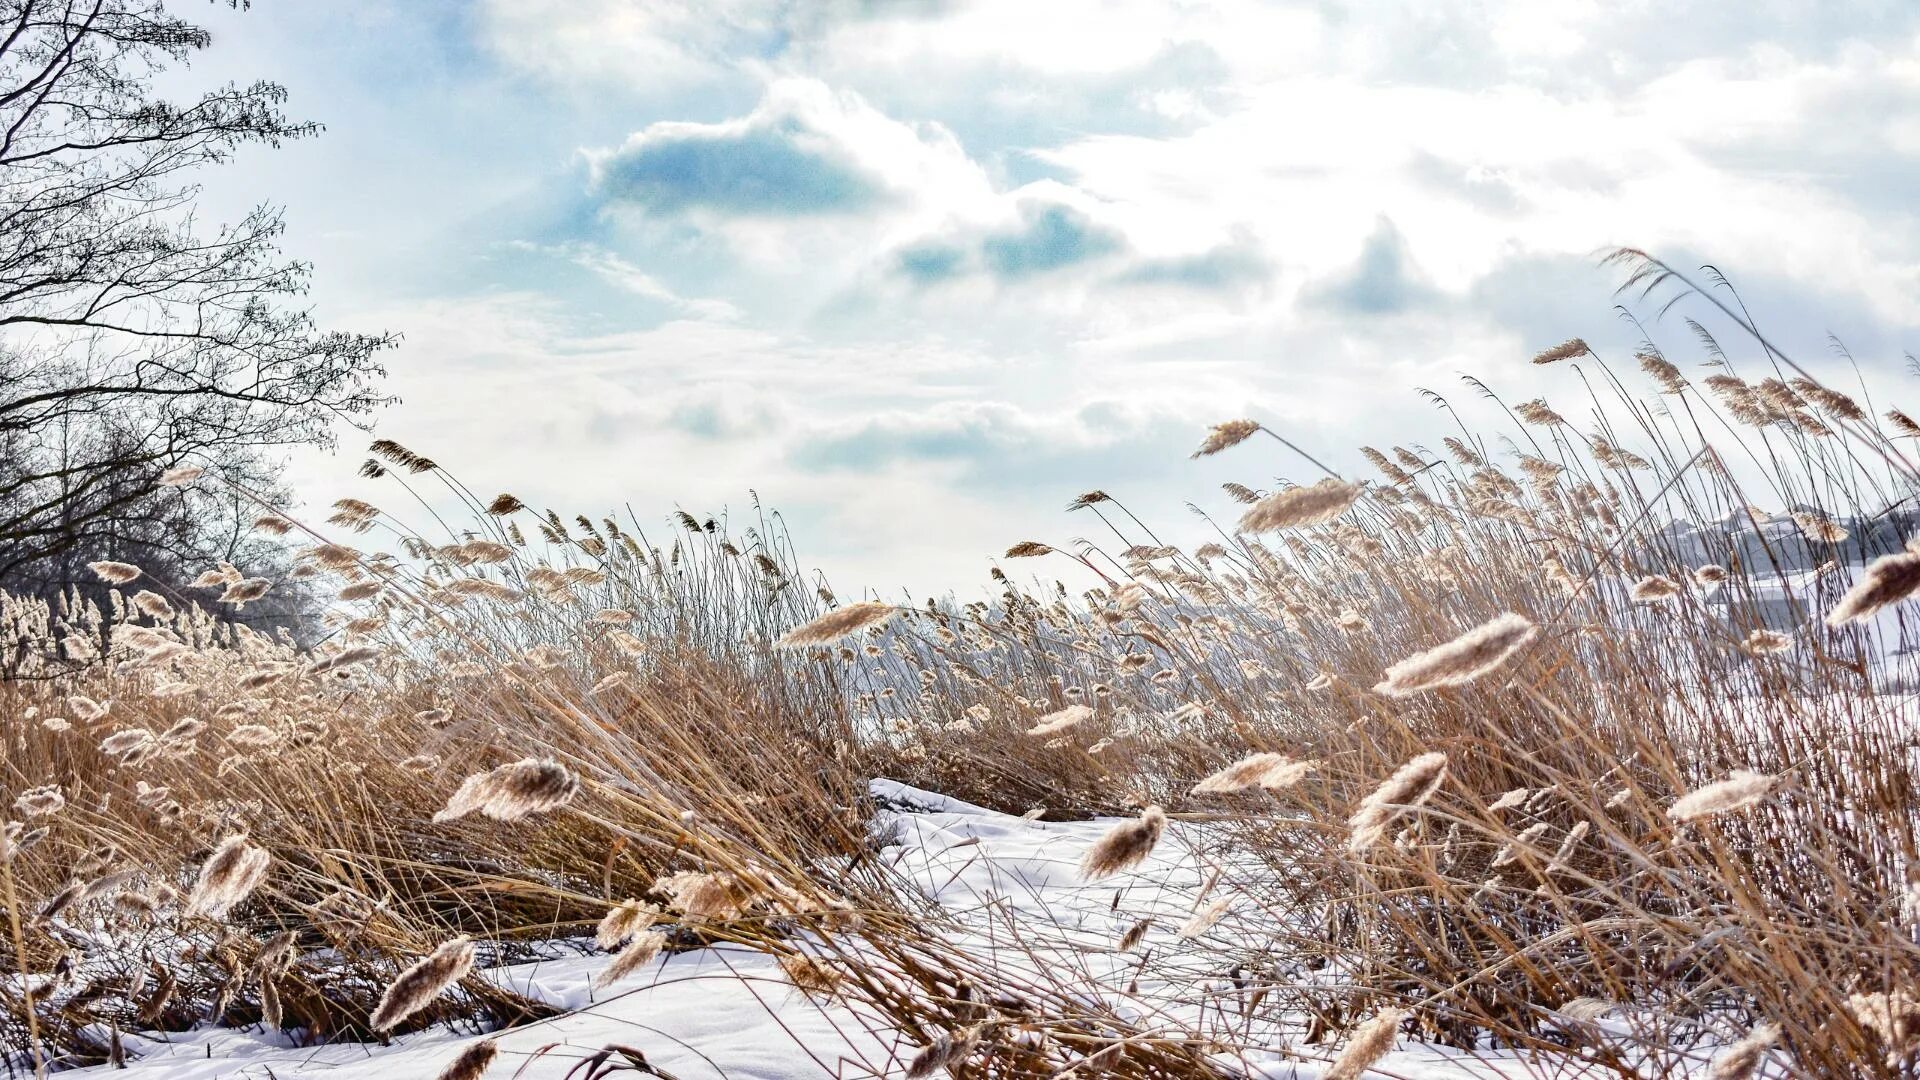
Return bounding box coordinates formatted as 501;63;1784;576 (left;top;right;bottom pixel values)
56;781;1747;1078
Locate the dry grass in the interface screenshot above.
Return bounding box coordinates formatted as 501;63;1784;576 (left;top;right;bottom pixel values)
7;252;1920;1076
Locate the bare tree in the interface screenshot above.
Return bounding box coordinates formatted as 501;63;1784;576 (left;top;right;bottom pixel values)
0;0;394;594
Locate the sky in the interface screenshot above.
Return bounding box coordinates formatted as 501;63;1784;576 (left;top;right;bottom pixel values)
176;0;1920;596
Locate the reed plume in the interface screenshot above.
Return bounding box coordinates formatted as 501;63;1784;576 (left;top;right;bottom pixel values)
88;561;142;585
1828;551;1920;626
434;758;581;823
1027;704;1091;737
595;900;661;949
185;835;272;918
370;936;477;1030
776;601;897;647
594;930;666;989
1373;613;1537;697
434;1040;498;1080
1192;419;1261;457
1349;753;1447;853
1326;1008;1406;1080
1080;806;1166;880
1238;478;1364;532
1669;770;1778;822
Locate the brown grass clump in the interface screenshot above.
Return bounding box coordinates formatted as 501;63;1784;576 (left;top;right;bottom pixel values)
370;936;478;1031
1372;613;1537;697
1079;806;1166;880
1238;477;1364;531
433;758;581;823
14;256;1920;1078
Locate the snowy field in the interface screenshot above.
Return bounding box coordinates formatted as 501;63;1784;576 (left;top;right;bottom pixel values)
53;781;1728;1079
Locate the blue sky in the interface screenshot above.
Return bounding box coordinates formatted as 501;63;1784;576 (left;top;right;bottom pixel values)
181;1;1920;594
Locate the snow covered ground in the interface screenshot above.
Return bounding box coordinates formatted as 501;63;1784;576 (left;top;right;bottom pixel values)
58;781;1706;1079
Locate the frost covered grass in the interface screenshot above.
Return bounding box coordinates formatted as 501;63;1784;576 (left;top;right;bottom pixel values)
9;254;1920;1076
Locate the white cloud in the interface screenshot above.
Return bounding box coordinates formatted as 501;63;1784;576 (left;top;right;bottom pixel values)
210;0;1920;594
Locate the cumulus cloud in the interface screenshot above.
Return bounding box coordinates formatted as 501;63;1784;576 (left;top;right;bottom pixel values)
1304;218;1438;315
587;85;894;217
223;0;1920;594
1115;229;1271;291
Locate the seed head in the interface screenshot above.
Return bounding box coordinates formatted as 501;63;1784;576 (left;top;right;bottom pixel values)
186;835;272;918
776;602;896;648
1669;770;1778;822
1238;478;1364;532
1373;613;1537;697
1349;753;1448;854
1192;419;1261;458
594;930;667;989
1080;806;1166;881
370;936;477;1030
434;758;581;823
1327;1008;1406;1080
1027;704;1092;737
434;1040;499;1080
1828;552;1920;626
89;561;142;585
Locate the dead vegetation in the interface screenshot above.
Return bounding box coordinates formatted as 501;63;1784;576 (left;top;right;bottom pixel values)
7;253;1920;1076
